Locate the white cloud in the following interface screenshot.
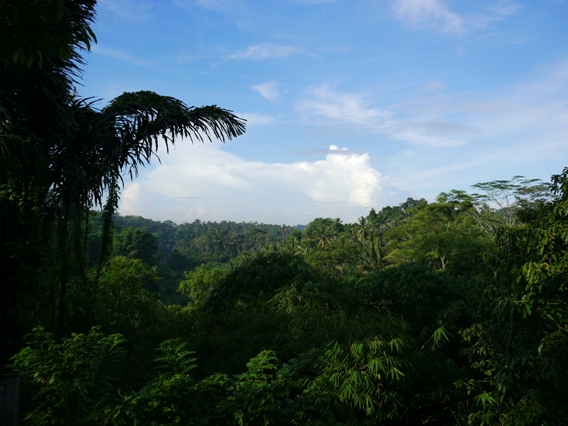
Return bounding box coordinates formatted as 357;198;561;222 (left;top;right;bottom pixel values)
250;81;280;100
297;84;392;127
296;84;473;147
392;0;522;35
393;0;464;34
99;0;153;20
229;44;299;60
119;143;381;225
238;112;276;126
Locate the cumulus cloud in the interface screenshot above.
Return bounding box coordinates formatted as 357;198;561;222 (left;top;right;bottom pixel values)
329;145;349;152
119;143;381;225
229;44;299;60
250;81;280;100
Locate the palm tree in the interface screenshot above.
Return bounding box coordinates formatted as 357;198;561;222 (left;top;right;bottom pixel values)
0;0;246;354
52;93;245;331
353;217;387;272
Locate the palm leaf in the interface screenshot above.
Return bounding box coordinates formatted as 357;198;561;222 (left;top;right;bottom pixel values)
101;90;246;181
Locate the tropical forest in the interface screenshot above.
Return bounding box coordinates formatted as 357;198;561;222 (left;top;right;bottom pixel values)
1;1;568;425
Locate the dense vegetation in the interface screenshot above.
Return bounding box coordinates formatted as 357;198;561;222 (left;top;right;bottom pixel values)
2;2;567;425
7;173;568;425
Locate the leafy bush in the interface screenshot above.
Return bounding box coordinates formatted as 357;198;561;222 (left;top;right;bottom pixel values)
10;327;125;425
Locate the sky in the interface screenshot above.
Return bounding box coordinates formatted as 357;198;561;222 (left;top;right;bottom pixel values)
79;0;568;225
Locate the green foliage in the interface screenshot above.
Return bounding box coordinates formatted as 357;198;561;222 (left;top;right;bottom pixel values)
105;339;200;425
95;256;160;337
8;168;568;425
468;176;551;232
460;169;568;425
351;264;471;423
113;227;158;266
106;345;315;425
351;217;388;274
361;263;470;331
367;198;428;232
191;251;378;378
207;252;321;307
178;264;227;307
385;197;492;277
311;336;408;423
9;326;125;425
220;350;292;425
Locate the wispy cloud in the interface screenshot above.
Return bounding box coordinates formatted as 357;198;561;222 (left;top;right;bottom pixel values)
229;44;299;60
237;112;276;126
394;121;478;147
194;0;235;12
175;52;220;63
297;84;392;127
91;45;148;66
392;0;521;35
294;0;339;3
393;0;464;34
99;0;153;20
174;0;240;12
375;58;568;199
297;83;476;147
119;143;381;225
250;81;281;100
424;80;446;92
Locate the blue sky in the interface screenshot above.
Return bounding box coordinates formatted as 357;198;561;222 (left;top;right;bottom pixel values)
80;0;568;225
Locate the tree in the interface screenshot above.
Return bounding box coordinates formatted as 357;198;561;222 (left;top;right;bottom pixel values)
468;176;551;232
178;264;227;308
0;0;246;362
114;227;158;266
351;216;388;273
9;326;125;425
384;197;491;277
461;168;568;425
95;256;160;337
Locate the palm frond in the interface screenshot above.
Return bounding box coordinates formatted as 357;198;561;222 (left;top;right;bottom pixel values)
101;91;246;180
